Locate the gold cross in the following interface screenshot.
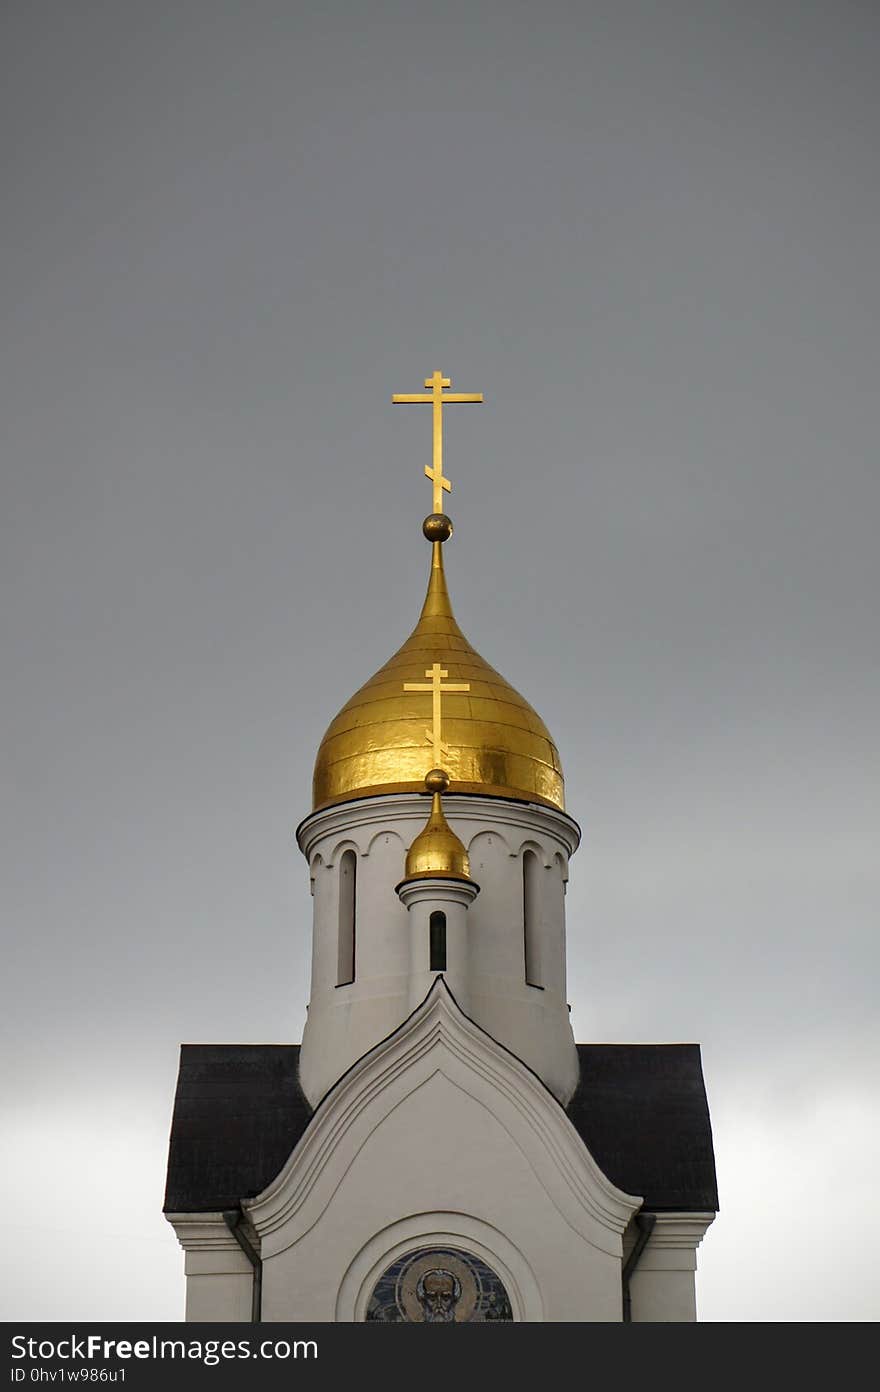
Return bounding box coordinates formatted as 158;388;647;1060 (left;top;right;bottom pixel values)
403;662;471;769
392;370;483;512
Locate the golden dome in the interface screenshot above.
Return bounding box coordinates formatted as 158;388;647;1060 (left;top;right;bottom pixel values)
403;770;471;882
312;540;564;811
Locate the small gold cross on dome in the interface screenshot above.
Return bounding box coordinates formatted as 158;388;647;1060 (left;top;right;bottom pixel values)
403;662;471;769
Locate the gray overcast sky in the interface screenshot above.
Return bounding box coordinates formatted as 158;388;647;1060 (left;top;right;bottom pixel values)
1;0;877;1320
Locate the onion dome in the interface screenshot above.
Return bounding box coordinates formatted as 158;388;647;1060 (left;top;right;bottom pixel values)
402;770;471;881
312;521;564;812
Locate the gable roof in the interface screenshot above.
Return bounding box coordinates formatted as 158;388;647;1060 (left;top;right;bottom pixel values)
163;1044;311;1215
164;1039;717;1215
568;1044;719;1213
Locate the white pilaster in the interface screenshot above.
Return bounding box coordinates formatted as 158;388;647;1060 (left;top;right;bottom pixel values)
629;1213;715;1322
166;1214;256;1323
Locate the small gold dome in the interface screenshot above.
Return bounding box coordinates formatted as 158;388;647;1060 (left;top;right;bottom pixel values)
403;771;471;882
312;542;565;811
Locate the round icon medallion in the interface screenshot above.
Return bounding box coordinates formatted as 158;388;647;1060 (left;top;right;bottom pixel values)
365;1246;512;1322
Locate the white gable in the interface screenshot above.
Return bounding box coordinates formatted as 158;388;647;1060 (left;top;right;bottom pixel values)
245;980;641;1322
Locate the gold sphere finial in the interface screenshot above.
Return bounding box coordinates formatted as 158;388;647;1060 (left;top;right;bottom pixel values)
423;513;453;543
424;768;450;794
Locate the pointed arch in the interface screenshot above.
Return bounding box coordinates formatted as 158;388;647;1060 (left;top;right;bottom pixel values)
246;980;641;1261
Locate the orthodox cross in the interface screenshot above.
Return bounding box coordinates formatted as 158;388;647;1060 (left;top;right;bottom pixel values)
403;662;471;769
392;371;483;512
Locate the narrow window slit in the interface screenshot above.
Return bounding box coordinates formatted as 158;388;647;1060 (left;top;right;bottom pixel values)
523;850;543;988
337;849;356;985
430;911;447;972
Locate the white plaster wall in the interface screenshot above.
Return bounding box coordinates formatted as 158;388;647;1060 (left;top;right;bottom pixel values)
630;1267;696;1322
297;794;581;1105
184;1259;253;1323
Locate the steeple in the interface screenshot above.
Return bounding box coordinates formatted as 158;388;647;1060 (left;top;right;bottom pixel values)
298;373;580;1107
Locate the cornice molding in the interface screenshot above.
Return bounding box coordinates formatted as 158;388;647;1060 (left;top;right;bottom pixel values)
165;1214;240;1253
643;1212;716;1249
296;792;581;863
396;876;480;909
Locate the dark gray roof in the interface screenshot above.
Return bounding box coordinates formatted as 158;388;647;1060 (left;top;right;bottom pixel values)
163;1044;311;1214
568;1044;718;1212
164;1040;717;1215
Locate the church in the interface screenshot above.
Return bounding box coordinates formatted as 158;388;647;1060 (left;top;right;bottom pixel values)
164;373;718;1322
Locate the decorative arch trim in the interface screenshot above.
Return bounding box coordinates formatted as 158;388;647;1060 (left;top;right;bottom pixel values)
517;836;554;869
364;827;407;858
246;980;640;1257
326;836;363;869
466;826;514;857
